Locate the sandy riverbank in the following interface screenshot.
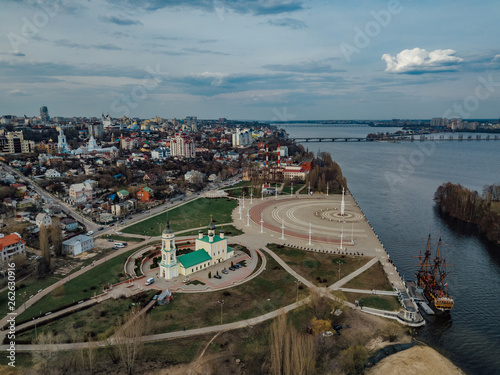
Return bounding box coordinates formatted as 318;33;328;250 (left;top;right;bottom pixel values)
367;345;465;375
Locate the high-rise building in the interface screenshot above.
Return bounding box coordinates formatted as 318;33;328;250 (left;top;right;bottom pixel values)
0;131;35;154
184;116;197;132
88;122;104;138
40;106;49;123
232;128;253;147
170;133;196;158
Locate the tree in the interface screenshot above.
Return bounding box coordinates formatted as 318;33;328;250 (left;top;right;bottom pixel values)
39;225;51;275
270;310;316;375
32;331;61;375
310;317;332;336
114;307;150;375
338;345;369;375
50;217;63;256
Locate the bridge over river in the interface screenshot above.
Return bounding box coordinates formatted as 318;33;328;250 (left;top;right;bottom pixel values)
292;134;500;142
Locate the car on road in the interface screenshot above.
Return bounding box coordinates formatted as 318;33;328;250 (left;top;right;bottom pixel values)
183;278;190;283
214;274;222;279
98;227;104;231
86;230;94;236
116;231;123;235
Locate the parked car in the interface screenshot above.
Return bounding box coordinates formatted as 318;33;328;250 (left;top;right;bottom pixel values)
229;266;236;271
108;239;114;242
222;269;228;274
235;264;242;269
214;274;222;279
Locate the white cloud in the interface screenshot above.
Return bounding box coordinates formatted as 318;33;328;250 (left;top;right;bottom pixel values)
8;89;29;96
382;48;463;74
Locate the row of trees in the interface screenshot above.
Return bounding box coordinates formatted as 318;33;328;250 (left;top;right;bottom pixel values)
434;182;500;244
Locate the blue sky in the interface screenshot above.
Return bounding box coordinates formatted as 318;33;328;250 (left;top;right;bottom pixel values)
1;0;499;120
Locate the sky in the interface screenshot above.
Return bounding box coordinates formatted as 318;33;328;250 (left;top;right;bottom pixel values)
1;0;500;120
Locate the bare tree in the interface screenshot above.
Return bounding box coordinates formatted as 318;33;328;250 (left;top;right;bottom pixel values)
32;331;61;375
270;310;316;375
50;217;63;256
114;307;150;375
39;224;51;275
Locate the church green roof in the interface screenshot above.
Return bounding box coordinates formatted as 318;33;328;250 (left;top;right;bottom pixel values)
227;246;234;253
177;249;212;268
198;235;225;243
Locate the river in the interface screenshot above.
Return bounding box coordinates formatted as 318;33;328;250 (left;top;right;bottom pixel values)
282;124;500;375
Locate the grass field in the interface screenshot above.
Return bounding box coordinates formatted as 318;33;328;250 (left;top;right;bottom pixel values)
99;234;145;242
17;245;147;322
268;244;371;286
123;198;237;236
280;184;303;195
178;225;244;237
344;292;401;311
223;180;252;190
15;291;155;344
0;275;60;319
341;261;393;291
148;257;308;334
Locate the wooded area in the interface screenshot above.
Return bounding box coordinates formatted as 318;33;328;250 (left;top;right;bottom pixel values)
434;182;500;245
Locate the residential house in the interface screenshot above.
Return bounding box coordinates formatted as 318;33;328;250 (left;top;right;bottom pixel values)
111;199;137;217
35;213;52;227
69;182;94;203
62;234;94;257
184;170;205;184
0;233;26;264
117;190;130;200
44;169;61;179
143;172;158;184
137;187;154;202
61;218;78;231
151;146;170;160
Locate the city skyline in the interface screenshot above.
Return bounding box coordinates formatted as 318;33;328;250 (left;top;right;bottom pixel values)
1;0;500;120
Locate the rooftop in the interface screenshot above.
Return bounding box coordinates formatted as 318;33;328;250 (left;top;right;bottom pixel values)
198;235;225;244
177;249;212;269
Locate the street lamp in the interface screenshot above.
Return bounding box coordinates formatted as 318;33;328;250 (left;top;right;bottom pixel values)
218;299;224;325
336;260;341;281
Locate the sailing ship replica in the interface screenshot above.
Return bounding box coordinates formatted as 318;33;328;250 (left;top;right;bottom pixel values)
414;234;454;313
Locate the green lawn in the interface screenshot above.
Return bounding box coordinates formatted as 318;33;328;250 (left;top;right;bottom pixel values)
281;184;304;195
123;198;238;236
344;292;401;311
15;291;155;344
17;246;145;322
341;261;393;291
148;257;308;334
223;180;252;190
98;234;145;242
0;275;60;319
268;244;371;286
178;225;244;237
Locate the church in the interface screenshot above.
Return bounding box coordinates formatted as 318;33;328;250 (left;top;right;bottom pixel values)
159;218;234;280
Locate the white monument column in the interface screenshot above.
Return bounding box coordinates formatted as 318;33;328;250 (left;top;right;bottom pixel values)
341;187;345;216
308;223;312;245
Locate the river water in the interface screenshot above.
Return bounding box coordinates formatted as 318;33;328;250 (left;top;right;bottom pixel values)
282;124;500;375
